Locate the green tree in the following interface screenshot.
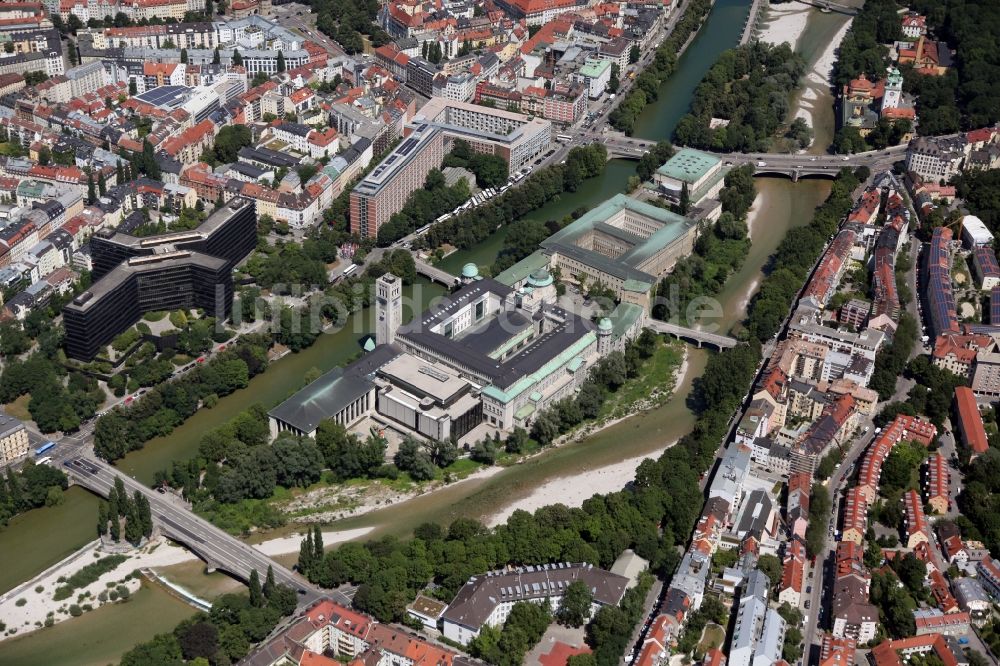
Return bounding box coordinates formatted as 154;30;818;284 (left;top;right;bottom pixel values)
758;553;783;588
555;580;592;627
249;569;264;607
263;565;276;600
276;50;285;72
179;621;218;661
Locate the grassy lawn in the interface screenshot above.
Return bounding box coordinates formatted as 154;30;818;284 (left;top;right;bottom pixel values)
142;311;168;322
0;142;24;157
697;623;725;654
171;354;193;366
5;393;31;421
598;339;684;420
440;458;481;477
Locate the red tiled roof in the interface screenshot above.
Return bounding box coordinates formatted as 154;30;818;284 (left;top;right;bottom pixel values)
539;642;591;666
955;386;989;454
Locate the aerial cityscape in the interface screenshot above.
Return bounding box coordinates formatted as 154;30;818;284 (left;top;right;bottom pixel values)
0;0;998;664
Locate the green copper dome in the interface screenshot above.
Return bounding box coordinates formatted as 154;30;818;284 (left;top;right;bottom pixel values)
526;268;553;288
462;263;479;278
598;318;613;332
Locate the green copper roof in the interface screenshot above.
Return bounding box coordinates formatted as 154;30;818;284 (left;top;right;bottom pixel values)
608;303;644;338
598;318;613;331
462;263;479;278
494;250;551;287
623;278;653;293
567;356;585;372
363;337;376;352
655;148;722;183
541;194;697;284
579;58;611;78
527;268;553;288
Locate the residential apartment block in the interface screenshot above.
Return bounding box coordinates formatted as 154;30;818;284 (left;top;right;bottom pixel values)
349;123;444;238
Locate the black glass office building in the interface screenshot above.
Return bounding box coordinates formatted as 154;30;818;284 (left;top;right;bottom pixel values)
63;198;257;360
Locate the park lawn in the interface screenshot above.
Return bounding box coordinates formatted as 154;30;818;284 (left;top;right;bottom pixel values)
0;142;24;156
5;393;31;421
598;339;684;420
697;623;726;654
439;457;482;480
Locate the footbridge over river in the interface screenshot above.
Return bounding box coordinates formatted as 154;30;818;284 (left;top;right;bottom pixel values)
64;456;345;609
644;319;737;349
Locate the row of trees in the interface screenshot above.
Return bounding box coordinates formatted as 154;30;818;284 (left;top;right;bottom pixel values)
97;477;153;546
652;165;756;325
868;312;917;400
93;334;271;461
0;462;68;527
120;566;299;666
375;168;473;246
609;0;713;135
418;144;609;252
673;42;806;152
745;168;863;342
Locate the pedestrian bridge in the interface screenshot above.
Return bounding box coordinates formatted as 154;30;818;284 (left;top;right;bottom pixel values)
414;259;459;286
644;319;738;349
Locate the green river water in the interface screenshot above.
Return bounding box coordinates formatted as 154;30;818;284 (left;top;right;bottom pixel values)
0;0;851;660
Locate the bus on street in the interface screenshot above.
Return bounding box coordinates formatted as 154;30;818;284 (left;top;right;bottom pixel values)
35;441;55;457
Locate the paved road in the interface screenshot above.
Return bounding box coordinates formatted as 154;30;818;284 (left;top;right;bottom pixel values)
800;418;874;661
800;232;923;659
63;455;343;608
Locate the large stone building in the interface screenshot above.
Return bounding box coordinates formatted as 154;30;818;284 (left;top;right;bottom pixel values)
349;123;445;239
653;148;726;208
414;97;551;176
269;263;643;440
499;194;699;310
441;563;628;644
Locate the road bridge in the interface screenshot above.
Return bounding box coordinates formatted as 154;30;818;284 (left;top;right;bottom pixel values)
414;259;459;286
792;0;859;15
644;319;738;349
64;456;343;609
596;132;906;178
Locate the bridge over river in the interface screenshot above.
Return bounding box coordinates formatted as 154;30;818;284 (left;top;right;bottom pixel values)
64;456;347;609
597;132;908;179
644;319;737;350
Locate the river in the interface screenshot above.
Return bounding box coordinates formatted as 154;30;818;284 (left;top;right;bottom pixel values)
0;0;846;660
